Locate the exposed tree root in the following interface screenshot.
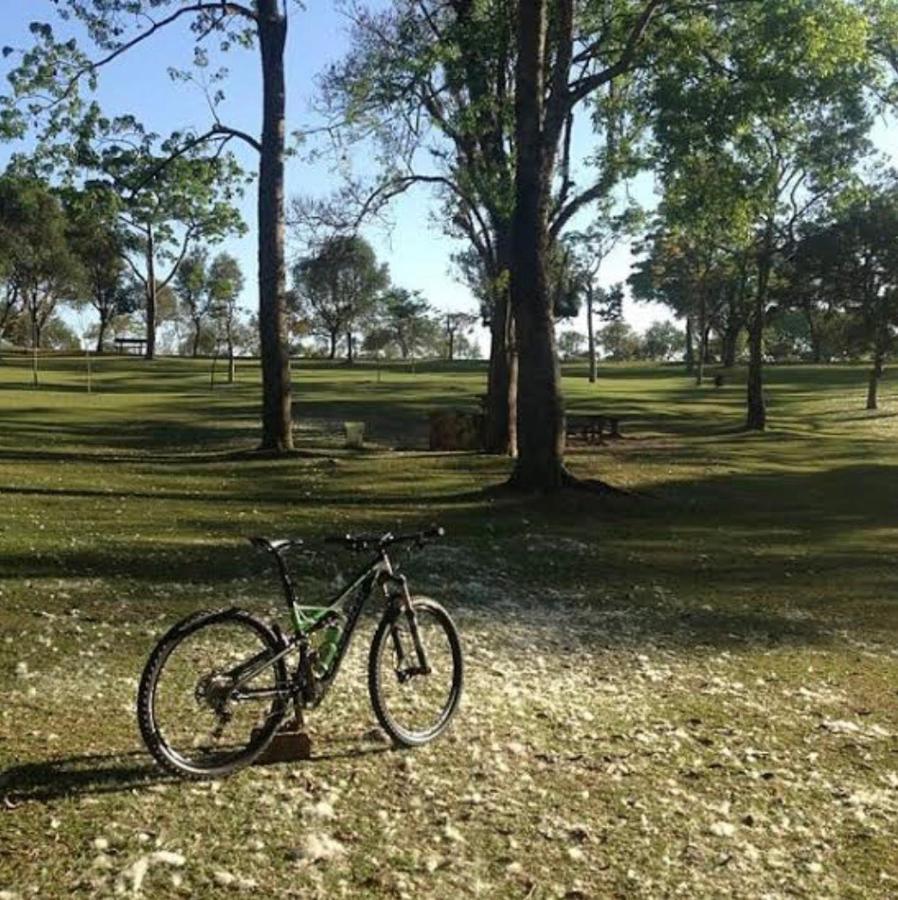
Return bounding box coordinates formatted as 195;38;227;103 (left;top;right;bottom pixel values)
499;464;637;498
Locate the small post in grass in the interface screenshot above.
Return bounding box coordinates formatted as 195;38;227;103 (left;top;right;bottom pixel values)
253;715;312;764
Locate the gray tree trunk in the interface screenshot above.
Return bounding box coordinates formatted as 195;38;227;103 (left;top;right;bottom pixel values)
508;0;566;491
257;1;293;451
867;350;884;410
746;250;772;431
483;235;517;457
145;224;157;360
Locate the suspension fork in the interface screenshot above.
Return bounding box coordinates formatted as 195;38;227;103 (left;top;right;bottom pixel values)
383;564;431;675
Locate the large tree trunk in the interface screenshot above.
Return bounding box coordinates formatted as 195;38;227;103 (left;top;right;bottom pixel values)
257;2;293;452
328;331;337;359
508;0;566;491
586;286;597;384
192;319;202;357
345;330;353;363
145;224;157;360
867;349;884;410
721;321;739;368
483;233;518;457
684;316;695;374
484;289;517;455
746;251;771;431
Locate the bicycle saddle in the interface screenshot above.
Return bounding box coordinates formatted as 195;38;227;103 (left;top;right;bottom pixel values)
248;536;304;554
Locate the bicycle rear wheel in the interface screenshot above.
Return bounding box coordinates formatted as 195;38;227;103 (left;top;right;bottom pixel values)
138;608;288;779
368;597;463;747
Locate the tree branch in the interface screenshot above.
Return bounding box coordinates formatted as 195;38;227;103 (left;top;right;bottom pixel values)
51;2;258;109
566;0;665;109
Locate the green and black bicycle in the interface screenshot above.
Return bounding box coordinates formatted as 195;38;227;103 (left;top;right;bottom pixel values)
137;526;463;779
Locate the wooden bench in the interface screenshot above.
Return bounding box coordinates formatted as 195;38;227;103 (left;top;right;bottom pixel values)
566;414;622;445
114;337;147;355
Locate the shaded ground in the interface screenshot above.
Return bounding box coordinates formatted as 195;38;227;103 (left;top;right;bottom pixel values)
1;357;896;898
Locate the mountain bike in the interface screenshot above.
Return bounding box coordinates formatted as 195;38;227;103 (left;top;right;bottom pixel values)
137;526;463;779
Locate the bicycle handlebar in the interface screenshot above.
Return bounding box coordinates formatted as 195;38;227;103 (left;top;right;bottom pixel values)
324;525;445;552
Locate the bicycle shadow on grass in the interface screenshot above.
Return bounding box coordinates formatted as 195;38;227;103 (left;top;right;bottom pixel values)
1;738;394;805
0;750;171;806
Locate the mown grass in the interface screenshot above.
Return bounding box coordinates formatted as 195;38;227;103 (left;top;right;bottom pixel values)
1;354;896;899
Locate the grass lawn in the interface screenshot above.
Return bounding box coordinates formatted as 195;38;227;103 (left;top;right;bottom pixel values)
1;354;896;899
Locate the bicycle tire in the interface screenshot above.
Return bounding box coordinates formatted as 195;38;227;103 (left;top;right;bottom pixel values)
137;608;289;779
368;597;463;747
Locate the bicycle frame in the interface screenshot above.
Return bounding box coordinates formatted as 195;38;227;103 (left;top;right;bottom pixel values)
225;547;423;710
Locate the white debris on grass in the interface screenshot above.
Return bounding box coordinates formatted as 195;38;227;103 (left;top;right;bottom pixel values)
293;833;346;863
115;850;185;897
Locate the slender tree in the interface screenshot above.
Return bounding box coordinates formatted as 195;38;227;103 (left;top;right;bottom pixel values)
208;252;246;383
64;187;137;352
444;312;479;362
292;235;389;363
175;249;213;357
379;289;435;360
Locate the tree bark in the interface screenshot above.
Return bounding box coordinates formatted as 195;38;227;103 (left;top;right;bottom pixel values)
328;331;337;359
257;1;293;451
145;224;157;360
508;0;566;491
483;230;517;457
345;330;353;363
721;321;739;368
746;250;771;431
684;316;695;374
867;349;884;410
96;311;109;354
484;286;517;456
192;319;202;357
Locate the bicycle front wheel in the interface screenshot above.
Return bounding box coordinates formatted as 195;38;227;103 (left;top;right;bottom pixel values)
368;597;463;747
138;608;289;779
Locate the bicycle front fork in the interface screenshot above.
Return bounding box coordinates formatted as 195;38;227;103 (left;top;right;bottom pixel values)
386;574;431;677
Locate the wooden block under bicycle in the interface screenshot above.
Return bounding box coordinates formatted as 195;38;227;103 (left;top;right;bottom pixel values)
253;717;311;764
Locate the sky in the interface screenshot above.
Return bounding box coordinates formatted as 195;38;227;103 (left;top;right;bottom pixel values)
0;2;896;348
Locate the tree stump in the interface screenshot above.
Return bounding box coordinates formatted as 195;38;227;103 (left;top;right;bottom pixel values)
428;410;484;450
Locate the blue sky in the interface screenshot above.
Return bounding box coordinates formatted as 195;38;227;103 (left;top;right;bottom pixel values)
1;2;895;346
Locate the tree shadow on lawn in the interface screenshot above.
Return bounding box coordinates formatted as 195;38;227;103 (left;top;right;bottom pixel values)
4;458;895;640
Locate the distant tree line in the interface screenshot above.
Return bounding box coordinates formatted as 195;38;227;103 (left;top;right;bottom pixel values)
630;175;898;410
0;176;480;366
290;234;480;362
